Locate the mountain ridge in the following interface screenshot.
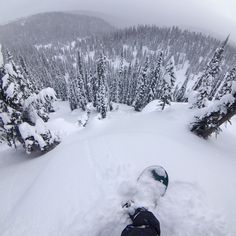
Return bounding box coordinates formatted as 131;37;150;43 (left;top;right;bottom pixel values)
0;12;115;45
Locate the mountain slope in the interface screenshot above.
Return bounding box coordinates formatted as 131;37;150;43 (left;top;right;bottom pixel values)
0;12;115;45
0;101;235;236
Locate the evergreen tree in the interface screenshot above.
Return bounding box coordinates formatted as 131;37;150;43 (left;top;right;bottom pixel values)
175;76;189;102
75;51;88;111
118;53;125;103
123;63;132;105
146;51;163;103
128;59;140;106
133;57;150;111
68;69;78;111
0;54;60;153
120;67;128;104
190;80;236;139
50;63;67;101
96;54;109;118
19;56;38;96
96;81;108;118
111;76;119;103
215;67;236;100
160;57;176;110
86;70;95;104
191;36;229;108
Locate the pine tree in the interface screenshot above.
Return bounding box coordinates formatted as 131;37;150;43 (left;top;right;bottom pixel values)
50;64;67;101
96;54;108;118
19;56;38;97
96;81;108;118
75;51;88;111
191;36;229;108
124;63;132;105
175;76;189;102
118;53;124;101
111;76;119;103
160;57;176;110
215;67;236;100
0;54;60;153
86;70;95;104
120;67;128;104
68;70;78;111
128;59;140;106
146;52;163;103
190;72;236;139
133;57;150;111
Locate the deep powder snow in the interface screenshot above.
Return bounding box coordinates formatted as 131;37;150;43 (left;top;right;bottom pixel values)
0;101;235;236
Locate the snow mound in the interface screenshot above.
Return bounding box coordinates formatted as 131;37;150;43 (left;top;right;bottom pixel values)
142;99;164;113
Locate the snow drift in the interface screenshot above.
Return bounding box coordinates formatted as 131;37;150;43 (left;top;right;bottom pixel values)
0;101;235;236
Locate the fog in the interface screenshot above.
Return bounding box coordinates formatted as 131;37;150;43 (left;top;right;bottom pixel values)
0;0;236;43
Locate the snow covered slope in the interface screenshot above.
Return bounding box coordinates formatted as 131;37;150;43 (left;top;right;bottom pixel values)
0;101;235;236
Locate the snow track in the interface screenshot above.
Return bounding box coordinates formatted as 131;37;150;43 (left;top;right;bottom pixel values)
0;101;235;236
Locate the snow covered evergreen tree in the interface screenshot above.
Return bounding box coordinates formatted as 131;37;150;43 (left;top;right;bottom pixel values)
96;81;108;119
191;36;229;108
190;78;236;139
127;59;140;106
19;56;38;96
0;53;60;154
75;51;88;111
215;67;236;100
133;57;150;111
146;51;163;104
175;76;189;102
111;76;119;103
23;87;57;124
95;54;109;118
160;57;176;110
51;64;67;101
117;53;125;103
86;70;96;104
68;75;77;111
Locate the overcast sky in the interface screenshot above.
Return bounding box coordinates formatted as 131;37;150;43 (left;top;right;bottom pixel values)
0;0;236;43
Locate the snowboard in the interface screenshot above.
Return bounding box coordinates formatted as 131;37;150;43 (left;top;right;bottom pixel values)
137;165;169;197
122;165;169;209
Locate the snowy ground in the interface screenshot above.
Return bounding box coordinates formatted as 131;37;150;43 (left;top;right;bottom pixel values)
0;101;236;236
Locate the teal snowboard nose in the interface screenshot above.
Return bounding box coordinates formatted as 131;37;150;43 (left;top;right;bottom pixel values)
137;165;169;196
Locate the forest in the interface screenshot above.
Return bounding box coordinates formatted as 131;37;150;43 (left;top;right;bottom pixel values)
0;13;236;154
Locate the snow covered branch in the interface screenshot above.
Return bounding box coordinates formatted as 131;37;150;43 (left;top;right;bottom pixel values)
190;89;236;139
